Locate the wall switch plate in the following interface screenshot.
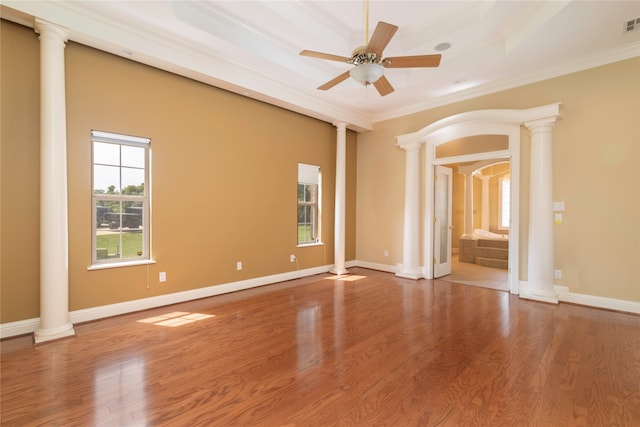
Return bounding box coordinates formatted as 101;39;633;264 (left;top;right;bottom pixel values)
552;201;565;211
159;272;167;282
236;261;242;271
554;269;562;279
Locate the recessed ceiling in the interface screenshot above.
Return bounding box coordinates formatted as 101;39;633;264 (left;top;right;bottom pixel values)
2;1;639;131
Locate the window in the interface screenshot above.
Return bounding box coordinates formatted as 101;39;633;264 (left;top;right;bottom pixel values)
91;130;150;265
297;163;321;245
499;174;510;229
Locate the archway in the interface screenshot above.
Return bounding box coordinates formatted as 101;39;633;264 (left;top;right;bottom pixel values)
396;103;561;302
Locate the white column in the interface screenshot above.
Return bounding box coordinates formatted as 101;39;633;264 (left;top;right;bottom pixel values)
34;20;75;343
331;121;348;275
396;142;421;279
480;175;491;231
463;173;474;237
520;118;558;304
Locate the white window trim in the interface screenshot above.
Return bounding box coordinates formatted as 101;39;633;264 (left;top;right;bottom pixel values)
297;163;322;245
498;174;510;230
90;130;152;268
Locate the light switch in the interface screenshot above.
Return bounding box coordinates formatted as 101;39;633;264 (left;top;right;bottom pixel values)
552;201;565;211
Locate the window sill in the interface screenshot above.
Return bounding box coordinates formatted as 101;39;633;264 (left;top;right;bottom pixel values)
297;242;324;248
88;259;156;271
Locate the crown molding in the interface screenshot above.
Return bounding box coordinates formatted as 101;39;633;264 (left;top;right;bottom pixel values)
374;42;640;123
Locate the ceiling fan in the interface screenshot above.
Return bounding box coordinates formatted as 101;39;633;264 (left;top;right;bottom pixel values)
300;16;442;96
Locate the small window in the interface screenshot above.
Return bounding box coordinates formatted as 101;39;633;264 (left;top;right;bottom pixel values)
91;130;150;265
499;174;510;229
297;163;321;245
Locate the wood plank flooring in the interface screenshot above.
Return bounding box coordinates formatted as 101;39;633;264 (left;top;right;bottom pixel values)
2;268;639;426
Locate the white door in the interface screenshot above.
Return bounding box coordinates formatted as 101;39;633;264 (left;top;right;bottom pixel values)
433;165;453;278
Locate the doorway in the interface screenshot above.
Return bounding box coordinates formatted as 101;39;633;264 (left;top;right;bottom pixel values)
395;103;561;298
425;129;521;294
439;159;510;291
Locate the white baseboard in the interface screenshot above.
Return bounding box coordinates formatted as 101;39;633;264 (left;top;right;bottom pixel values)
351;260;397;274
554;285;640;314
1;264;333;339
3;263;638;339
0;318;40;340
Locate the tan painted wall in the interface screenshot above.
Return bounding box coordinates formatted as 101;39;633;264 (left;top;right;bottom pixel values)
357;57;640;302
1;21;357;323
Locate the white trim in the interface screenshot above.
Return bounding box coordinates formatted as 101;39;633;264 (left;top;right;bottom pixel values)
351;260;397;274
87;259;156;270
555;286;640;314
3;264;638;339
0;318;40;340
373;43;640;123
71;264;333;325
1;264;334;339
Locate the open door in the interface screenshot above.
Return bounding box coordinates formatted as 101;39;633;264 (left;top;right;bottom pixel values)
433;165;453;278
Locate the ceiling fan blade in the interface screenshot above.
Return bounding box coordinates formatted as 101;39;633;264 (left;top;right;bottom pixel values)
383;54;442;68
365;22;398;57
373;75;394;96
318;71;351;90
300;50;350;63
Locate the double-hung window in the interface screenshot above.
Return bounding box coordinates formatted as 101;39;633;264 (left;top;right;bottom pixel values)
91;130;150;265
499;174;510;230
297;163;321;245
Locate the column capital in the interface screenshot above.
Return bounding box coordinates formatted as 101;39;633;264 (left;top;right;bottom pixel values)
34;19;70;42
332;121;348;130
524;116;558;133
397;141;421;153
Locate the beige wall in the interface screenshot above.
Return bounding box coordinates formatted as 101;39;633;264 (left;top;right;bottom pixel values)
1;21;357;323
357;57;640;302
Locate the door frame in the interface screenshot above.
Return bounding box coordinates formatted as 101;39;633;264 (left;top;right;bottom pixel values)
433;165;453;278
423;122;520;294
395;104;561;295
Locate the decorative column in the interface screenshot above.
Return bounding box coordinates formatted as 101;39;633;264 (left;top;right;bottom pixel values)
463;173;474;237
456;166;476;263
396;142;421;279
480;174;491;231
34;20;75;343
521;118;559;304
331;122;348;275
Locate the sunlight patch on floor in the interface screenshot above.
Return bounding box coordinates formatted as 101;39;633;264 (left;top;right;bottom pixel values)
324;275;367;282
137;311;215;327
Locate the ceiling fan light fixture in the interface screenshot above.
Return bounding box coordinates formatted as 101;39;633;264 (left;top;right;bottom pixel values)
349;63;384;86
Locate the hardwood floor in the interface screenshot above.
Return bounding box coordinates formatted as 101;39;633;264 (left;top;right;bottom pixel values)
441;253;509;292
2;268;639;426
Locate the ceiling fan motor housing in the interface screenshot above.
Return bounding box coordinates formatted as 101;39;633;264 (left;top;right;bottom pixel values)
350;46;379;65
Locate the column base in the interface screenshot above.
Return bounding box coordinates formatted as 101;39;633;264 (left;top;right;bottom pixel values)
330;268;349;276
34;322;75;344
395;265;423;280
519;282;559;304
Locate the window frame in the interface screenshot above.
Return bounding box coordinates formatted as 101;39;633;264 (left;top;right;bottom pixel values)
498;174;510;230
297;164;322;246
90;130;151;267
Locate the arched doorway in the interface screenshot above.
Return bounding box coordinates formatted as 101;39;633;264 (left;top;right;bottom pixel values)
396;103;561;302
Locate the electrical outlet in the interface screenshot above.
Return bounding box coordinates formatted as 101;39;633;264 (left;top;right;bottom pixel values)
554;213;563;225
290;254;296;263
159;272;167;282
554;269;562;279
236;261;243;271
384;250;389;257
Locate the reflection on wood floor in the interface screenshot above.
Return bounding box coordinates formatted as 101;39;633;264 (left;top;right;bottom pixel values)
2;267;639;426
441;253;509;291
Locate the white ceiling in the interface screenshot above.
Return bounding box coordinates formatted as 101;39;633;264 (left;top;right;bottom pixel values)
3;1;639;131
